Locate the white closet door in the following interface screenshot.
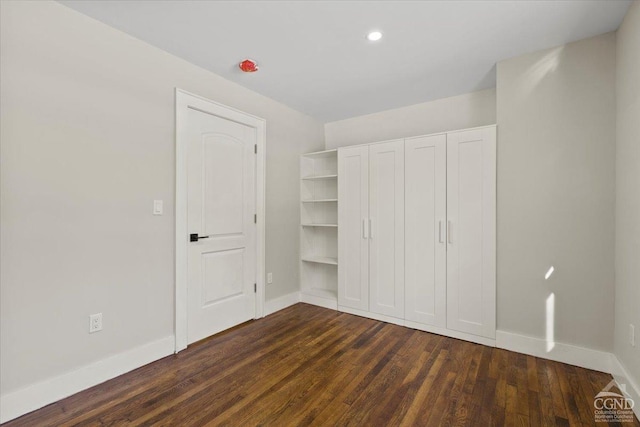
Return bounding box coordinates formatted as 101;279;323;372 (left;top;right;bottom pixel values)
405;135;447;327
338;145;369;311
369;140;405;319
446;127;496;338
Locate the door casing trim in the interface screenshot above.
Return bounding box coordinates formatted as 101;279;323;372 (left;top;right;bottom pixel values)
175;88;266;352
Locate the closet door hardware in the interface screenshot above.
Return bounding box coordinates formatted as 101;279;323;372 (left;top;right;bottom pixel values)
362;219;369;239
447;221;453;244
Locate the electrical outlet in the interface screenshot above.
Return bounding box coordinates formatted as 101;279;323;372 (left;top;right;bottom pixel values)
630;324;635;347
89;313;103;333
267;272;273;284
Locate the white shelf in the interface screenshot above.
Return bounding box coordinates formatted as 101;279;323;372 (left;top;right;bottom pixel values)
301;174;338;181
302;256;338;266
301;199;338;203
301;149;338;159
300;149;338;311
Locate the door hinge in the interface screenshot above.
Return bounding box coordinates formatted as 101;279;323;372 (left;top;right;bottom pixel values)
254;214;257;223
254;283;257;293
254;144;257;154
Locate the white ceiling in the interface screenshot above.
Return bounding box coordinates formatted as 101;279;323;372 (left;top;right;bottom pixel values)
59;0;631;122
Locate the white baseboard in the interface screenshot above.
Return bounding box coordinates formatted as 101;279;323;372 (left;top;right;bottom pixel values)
264;291;301;316
300;292;338;310
338;306;497;347
339;305;406;327
610;354;640;420
405;320;497;347
496;330;612;373
0;335;175;424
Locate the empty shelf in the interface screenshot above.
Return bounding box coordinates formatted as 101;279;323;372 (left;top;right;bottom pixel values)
301;223;338;227
301;174;338;180
301;199;338;203
301;149;338;159
302;256;338;265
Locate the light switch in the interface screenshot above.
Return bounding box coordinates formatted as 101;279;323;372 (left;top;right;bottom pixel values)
153;200;163;215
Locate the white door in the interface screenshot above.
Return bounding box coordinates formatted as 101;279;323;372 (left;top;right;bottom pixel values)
186;107;256;345
369;140;404;319
446;127;496;338
338;145;369;311
405;135;447;327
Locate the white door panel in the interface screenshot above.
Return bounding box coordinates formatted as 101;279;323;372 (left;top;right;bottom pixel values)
404;135;447;327
338;146;369;311
446;127;496;339
369;140;404;319
201;135;245;236
187;108;256;345
201;248;244;304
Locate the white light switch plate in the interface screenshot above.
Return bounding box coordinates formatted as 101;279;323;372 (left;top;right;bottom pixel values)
153;200;163;215
267;273;273;284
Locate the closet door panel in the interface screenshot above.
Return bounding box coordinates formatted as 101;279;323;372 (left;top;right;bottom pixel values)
446;127;496;338
338;146;369;311
404;135;447;327
369;140;404;319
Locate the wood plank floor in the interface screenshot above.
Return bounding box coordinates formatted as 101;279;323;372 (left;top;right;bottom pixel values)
4;303;638;426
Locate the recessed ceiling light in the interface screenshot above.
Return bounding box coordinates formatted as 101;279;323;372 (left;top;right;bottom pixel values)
366;31;383;42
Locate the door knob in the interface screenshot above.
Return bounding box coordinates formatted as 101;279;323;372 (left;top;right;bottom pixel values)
190;233;210;242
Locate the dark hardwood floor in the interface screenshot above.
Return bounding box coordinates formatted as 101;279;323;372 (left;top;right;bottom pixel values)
4;303;638;426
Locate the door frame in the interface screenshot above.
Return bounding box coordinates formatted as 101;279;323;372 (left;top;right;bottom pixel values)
174;88;266;353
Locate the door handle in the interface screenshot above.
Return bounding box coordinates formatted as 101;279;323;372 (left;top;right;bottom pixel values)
362;219;368;239
447;221;452;244
190;233;210;242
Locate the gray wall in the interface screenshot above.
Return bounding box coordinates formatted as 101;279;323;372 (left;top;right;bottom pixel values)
496;33;616;352
324;89;496;148
0;0;324;395
615;0;640;390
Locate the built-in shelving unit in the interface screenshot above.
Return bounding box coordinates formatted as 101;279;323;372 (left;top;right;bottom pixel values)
300;149;338;310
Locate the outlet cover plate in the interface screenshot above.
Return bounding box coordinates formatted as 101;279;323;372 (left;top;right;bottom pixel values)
89;313;103;333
